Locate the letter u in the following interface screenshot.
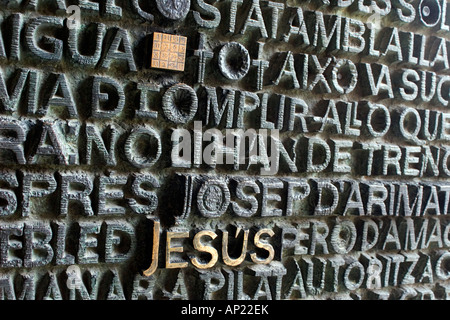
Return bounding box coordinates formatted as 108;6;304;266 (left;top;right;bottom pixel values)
222;228;249;266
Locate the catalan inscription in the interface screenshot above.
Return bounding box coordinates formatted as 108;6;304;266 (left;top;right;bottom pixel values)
0;0;448;301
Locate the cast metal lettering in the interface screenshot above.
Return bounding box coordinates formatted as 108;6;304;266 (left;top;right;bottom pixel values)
0;0;447;301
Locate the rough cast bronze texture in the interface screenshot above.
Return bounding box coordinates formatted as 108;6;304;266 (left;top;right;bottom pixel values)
0;0;448;301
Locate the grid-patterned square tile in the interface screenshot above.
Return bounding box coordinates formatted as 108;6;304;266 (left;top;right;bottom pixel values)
151;32;186;71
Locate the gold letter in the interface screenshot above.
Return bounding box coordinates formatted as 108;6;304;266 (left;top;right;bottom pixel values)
222;228;249;266
143;220;160;277
191;230;218;269
250;228;275;264
166;231;189;269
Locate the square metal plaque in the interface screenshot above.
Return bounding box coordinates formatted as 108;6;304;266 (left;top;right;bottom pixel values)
151;32;186;71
